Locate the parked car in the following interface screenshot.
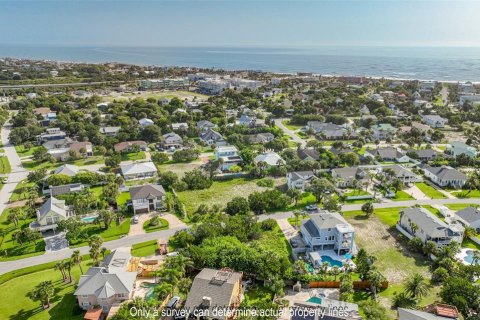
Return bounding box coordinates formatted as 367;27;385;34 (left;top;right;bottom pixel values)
305;204;318;211
290;238;298;248
132;215;139;224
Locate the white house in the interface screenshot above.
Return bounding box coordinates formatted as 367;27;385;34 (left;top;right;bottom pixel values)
120;161;158;180
422;114;448;128
30;197;75;232
253;152;285;166
420;164;467;188
446;141;478;158
397;207;464;247
215;146;242;171
301;211;356;258
287;171;315;191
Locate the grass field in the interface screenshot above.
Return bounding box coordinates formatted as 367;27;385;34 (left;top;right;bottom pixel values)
120;151;146;161
131;240;158;257
10;180;37;202
143;217;169;233
177;178;270;214
0;208;46;261
343;207;406;227
415;182;447;199
444;203;476;211
391;190;414;201
158;161;203;177
0;256;94;320
451;189;480;198
69;219;131;247
116;191;131;207
15;145;42;157
280;120;303;131
103;90;209;102
0;156;11;174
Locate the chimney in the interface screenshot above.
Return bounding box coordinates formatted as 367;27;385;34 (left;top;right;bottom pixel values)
202;296;212;307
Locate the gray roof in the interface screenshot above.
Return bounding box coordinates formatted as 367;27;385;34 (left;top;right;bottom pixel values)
163;132;183;143
409;149;437;159
200;128;224;141
333;167;368;180
196;120;216;129
184;268;242;319
54;164;80;177
289;171;315;182
367;147;404;159
74;267;136;298
129;184;166;200
401;207;460;238
383;164;417;179
398;308;454;320
456;206;480;224
420;165;467;181
298;148;320;161
38;196;68;220
302;212;351;237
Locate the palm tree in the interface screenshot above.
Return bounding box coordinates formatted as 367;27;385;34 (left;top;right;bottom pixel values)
292;210;302;228
404;273;429;299
54;261;66;281
28;281;55;309
167;255;194;276
422;241;438;257
472;250;480;265
71;250;84;274
7;208;21;228
330;266;341;281
464;226;478;239
101;247;108;258
64;260;72;283
367;269;385;299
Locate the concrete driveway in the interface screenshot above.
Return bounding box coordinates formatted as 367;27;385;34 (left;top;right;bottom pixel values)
44;233;69;252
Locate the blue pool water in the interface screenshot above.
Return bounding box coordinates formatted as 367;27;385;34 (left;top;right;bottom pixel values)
464;250;479;265
307;297;323;304
321;255;343;268
81;216;97;223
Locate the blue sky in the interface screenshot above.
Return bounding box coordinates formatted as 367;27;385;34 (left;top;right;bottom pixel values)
0;1;479;47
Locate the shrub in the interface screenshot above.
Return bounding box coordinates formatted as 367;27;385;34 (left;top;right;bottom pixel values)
256;178;274;188
431;267;449;284
260;219;277;231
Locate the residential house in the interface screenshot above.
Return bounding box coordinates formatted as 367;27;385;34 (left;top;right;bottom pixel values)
69;141;93;157
398;305;460;320
292;299;362;320
420;164;467;188
120;161;158;180
55;164;80;177
382;164;422;184
196;120;216;132
306;121;356;140
297;148;320;161
422;114;448;128
129;184;166;214
253;152;285;166
49;183;85;197
455;206;480;232
114;141;147;153
246;132;274;144
200;128;227;146
365;147;410;163
99;126;121;137
184;268;243;320
30;197;75;232
331;167;369;188
237;114;254;127
397;207;464;246
215;146;243;171
74;248;137;313
301;211;356;258
138;118;154;127
162;132;183;149
171;122;188;131
37;127;67;143
371;123;397;140
287;171;315;190
407;149;437;162
446;141;478;158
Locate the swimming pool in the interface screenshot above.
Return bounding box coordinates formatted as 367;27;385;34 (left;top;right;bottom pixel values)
321;255;343;268
464;250;479;265
81;216;97;223
307;297;323;304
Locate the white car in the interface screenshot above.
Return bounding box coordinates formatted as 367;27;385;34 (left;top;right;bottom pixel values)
132;215;139;224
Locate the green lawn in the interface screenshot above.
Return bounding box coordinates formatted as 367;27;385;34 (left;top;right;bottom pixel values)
391;190;414;201
69;219;131;247
10;180;37;202
343;207;406;227
69;156;104;166
131;240;158;257
444;203;476;211
0;208;46;261
0;256;94;320
255;223;292;260
21;160;58;171
415;182;447;199
0;156;11;174
177;178;270;214
143;217;169;233
116;191;131;207
120;151;146;161
15;145;42;157
462;238;480;250
281;120;303;131
421;205;445;221
243;286;274;305
451;189;480;198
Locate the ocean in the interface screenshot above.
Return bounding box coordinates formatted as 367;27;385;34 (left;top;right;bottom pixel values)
1;45;480;82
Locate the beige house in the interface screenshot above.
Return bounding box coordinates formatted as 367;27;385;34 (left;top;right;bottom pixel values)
30;197;75;232
74;248;137;314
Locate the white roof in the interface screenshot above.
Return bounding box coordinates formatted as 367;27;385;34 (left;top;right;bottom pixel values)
120;161;157;176
139;118;154;126
54;164;80;176
254;152;285;166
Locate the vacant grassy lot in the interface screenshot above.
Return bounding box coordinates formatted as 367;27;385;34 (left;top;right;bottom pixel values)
415;182;447;199
69;219;131;247
342;210;437;316
281;120;303;131
391;190;414;201
444;203;476;211
103;90;208;102
0;257;93;320
131;240;158;257
0;156;11;174
177;178;271;213
120;151;146;161
143;217;169;233
0;208;46;261
158;161;203;177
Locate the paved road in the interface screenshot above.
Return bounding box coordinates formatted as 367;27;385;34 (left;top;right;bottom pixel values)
274;118;306;148
0;81;116;89
0;120;28;217
0;226;187;275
